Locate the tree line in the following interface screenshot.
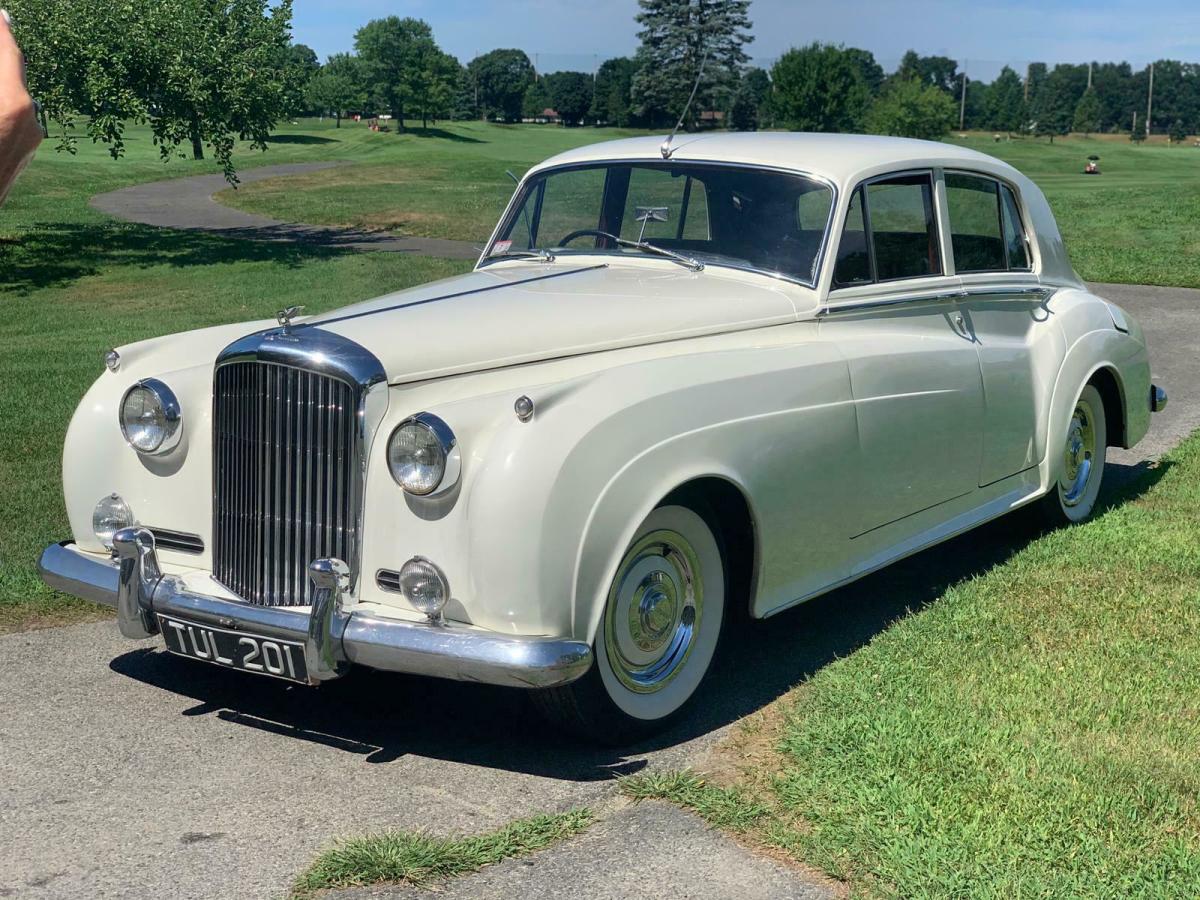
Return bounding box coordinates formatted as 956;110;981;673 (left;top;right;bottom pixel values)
12;0;1197;186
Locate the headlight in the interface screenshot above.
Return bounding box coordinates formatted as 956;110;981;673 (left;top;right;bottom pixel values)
399;556;449;619
119;378;182;454
387;413;460;496
93;494;134;550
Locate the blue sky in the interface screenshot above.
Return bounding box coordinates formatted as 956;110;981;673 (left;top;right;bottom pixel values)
291;0;1200;83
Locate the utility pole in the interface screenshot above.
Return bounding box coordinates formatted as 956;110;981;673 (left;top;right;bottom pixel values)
1146;61;1154;138
1132;110;1138;135
959;69;968;131
1024;63;1030;102
1087;61;1093;90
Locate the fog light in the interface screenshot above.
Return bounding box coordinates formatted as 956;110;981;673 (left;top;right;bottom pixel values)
399;556;449;620
93;494;134;550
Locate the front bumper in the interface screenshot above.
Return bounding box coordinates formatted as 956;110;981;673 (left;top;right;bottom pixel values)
38;528;592;689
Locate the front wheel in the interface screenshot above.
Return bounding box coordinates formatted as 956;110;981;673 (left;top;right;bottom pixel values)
533;503;725;744
1039;383;1107;525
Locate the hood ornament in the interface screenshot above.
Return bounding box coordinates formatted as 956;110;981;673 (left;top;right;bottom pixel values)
276;305;305;334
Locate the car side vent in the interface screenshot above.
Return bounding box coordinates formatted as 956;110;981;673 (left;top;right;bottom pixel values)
148;527;205;555
376;569;403;593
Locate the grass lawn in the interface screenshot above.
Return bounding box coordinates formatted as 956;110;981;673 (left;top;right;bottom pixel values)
627;434;1200;898
961;135;1200;288
2;112;1199;899
215;120;651;243
219;122;1200;288
0;120;648;630
0;126;482;630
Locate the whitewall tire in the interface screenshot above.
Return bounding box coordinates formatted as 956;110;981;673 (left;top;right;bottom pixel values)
1040;383;1107;525
534;503;726;743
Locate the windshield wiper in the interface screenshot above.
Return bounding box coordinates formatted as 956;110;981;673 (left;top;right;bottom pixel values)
479;247;556;263
567;231;704;272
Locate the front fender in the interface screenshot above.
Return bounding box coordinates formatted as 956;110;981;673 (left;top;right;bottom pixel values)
487;335;858;644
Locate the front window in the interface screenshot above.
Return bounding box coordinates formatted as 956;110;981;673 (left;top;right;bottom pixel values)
489;162;835;286
833;172;942;286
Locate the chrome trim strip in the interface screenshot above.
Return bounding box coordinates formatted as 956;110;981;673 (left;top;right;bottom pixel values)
146;527;204;554
305;265;607;328
483;159;838;290
818;285;1054;316
39;535;594;690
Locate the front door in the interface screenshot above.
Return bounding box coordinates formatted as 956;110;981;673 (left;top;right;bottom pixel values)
821;171;984;540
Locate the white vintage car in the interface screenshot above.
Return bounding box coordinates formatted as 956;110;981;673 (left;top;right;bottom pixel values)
40;133;1165;742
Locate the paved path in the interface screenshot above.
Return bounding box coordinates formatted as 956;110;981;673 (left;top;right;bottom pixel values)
89;163;480;259
1;284;1195;899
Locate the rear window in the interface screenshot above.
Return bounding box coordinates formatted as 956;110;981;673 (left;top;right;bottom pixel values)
945;172;1032;273
946;173;1006;272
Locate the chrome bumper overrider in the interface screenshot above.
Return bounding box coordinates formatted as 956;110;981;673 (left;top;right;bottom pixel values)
1151;383;1168;413
37;527;593;689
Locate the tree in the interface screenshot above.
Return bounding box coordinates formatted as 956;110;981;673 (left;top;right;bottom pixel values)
770;43;872;133
306;54;366;126
630;0;753;129
1170;119;1189;144
354;16;437;132
986;66;1026;132
727;67;770;130
451;67;478;121
1073;88;1102;135
283;43;320;116
410;48;460;129
962;78;990;130
545;71;594;125
894;50;959;94
468;49;535;121
844;48;885;95
866;77;957;141
591;57;640;126
1030;64;1081;142
522;79;554;120
12;0;295;182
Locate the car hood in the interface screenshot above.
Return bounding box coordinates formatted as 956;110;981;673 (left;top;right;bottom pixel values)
304;261;804;384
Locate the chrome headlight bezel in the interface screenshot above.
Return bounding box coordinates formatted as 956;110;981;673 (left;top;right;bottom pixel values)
119;378;183;455
386;412;461;497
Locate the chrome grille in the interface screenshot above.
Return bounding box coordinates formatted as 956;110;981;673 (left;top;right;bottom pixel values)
212;361;359;607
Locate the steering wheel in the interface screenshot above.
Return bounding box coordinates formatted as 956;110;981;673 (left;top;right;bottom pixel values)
558;228;616;247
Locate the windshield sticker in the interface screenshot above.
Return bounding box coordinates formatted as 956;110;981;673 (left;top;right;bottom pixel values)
491;240;513;255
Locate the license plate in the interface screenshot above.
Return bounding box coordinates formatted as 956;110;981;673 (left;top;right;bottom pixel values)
158;615;309;684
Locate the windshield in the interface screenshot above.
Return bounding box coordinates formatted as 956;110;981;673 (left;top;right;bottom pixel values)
488;162;835;286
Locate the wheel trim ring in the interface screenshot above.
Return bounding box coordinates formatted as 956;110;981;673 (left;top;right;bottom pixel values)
603;529;703;694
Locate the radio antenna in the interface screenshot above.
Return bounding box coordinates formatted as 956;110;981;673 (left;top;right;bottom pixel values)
660;47;709;160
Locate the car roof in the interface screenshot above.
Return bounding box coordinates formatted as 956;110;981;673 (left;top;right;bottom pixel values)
529;132;1021;188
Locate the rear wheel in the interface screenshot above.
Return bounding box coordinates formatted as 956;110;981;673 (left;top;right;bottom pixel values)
533;503;725;744
1039;383;1107;525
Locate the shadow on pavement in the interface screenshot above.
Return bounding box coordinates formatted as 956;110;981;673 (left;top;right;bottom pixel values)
109;459;1168;781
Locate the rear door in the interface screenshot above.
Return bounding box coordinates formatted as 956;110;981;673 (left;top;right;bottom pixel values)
819;171;984;540
944;172;1062;486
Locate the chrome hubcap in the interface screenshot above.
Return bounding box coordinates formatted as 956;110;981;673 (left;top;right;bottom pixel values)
604;529;703;693
1061;399;1097;507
